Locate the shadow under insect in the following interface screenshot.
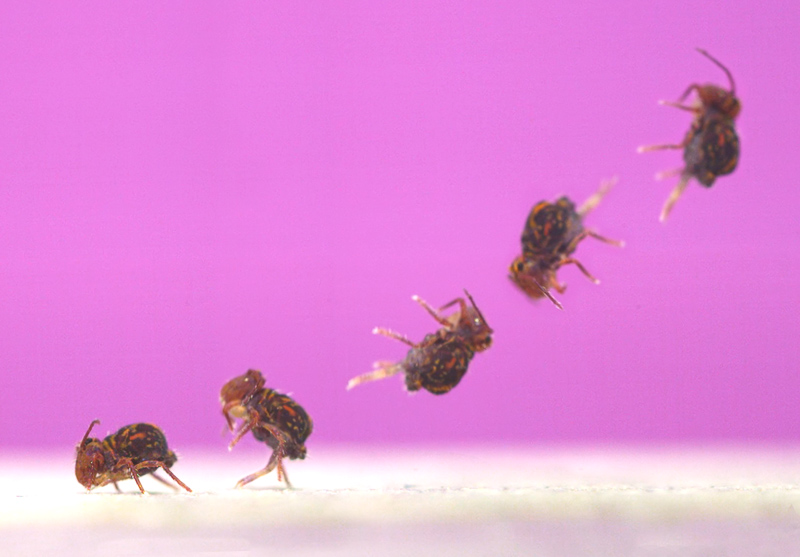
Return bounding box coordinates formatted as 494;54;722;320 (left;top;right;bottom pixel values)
348;290;493;395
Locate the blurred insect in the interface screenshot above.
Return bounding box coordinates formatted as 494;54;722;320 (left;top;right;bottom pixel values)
638;48;741;221
220;369;313;488
347;290;493;395
75;420;191;494
509;178;623;309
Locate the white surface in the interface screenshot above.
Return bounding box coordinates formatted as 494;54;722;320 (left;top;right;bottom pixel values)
3;445;800;555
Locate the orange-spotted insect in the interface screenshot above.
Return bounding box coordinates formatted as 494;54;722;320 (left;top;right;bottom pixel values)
347;290;493;395
220;369;312;488
509;178;623;309
75;420;191;494
639;48;741;221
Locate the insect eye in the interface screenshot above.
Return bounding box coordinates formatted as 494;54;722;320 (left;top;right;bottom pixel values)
515;262;524;272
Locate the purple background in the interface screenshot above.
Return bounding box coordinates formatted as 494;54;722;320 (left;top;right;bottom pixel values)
1;1;798;449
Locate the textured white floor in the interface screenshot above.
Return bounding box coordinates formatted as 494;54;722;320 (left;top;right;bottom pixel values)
3;445;800;556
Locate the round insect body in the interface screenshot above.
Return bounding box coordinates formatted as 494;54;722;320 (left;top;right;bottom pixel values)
521;197;584;263
106;423;177;471
683;113;740;187
403;334;475;395
251;389;313;460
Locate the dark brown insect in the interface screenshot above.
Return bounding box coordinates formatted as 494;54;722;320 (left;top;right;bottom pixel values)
347;290;493;395
639;48;741;221
509;178;623;309
75;420;191;494
220;369;313;488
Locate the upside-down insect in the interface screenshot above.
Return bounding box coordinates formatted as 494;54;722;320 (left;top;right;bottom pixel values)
75;420;191;494
638;48;741;221
220;369;312;488
509;178;623;309
347;290;493;395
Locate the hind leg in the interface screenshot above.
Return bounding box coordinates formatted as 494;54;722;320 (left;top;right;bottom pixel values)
560;257;600;284
228;412;258;451
372;327;416;347
586;230;624;247
566;230;623;254
235;450;281;489
149;471;178;491
660;174;691;222
347;360;403;390
656;167;683;181
659;99;700;112
276;457;292;488
134;460;192;493
638;142;684;153
235;425;292;488
115;457;146;494
412;294;465;328
577;176;617;217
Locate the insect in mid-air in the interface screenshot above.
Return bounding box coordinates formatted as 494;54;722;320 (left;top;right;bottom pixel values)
347;290;493;395
220;369;313;488
75;420;191;494
638;48;741;222
509;178;623;309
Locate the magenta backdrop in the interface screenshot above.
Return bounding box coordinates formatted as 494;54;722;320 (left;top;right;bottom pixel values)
1;1;798;449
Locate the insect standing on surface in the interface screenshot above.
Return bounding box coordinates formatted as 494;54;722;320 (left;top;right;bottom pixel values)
347;290;493;395
638;48;741;222
75;420;192;494
508;178;624;310
220;369;313;488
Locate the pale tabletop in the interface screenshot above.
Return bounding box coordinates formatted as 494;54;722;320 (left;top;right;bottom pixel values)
2;445;800;556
